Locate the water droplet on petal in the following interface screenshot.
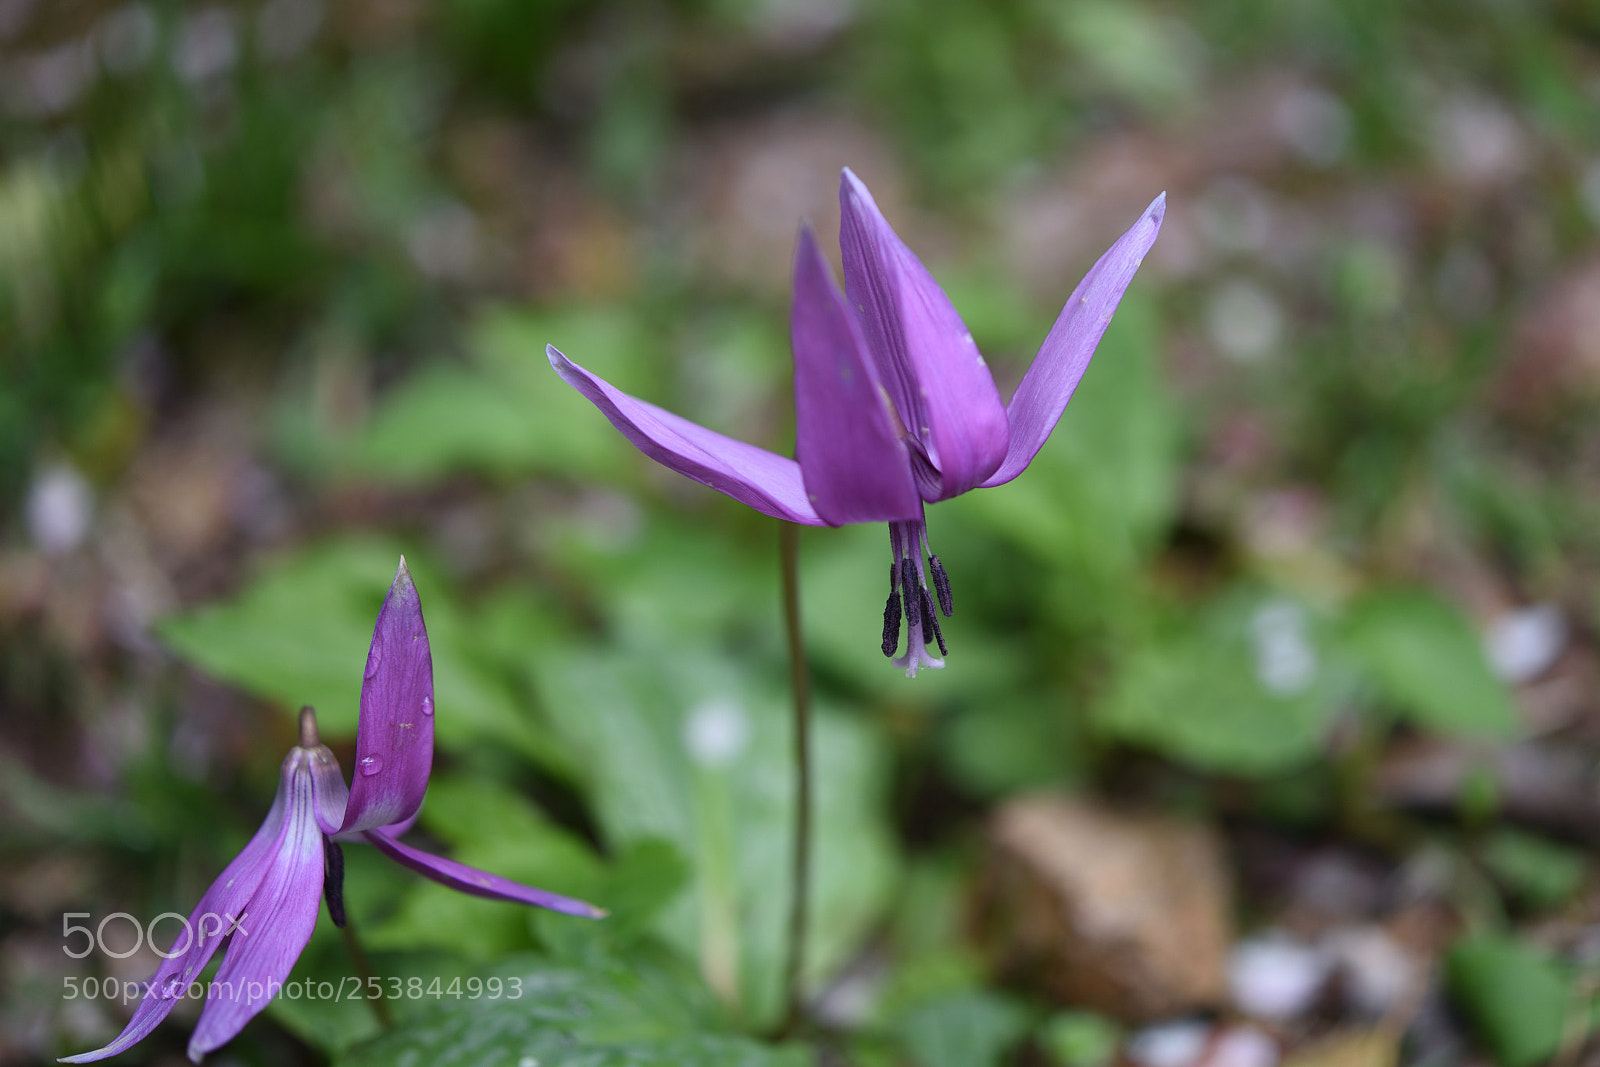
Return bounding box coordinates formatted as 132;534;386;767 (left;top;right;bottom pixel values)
358;755;383;776
364;643;381;679
420;695;433;716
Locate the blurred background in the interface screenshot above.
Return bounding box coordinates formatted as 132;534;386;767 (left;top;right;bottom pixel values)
5;1;1600;1064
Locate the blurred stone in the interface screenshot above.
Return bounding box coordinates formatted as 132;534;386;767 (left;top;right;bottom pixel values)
1280;1029;1397;1067
1324;926;1418;1019
1229;934;1331;1020
978;795;1232;1020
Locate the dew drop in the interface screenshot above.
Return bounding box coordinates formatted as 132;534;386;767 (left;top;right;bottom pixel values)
358;755;383;776
420;695;433;716
363;644;381;680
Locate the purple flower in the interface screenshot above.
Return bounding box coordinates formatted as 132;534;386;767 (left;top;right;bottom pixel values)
549;169;1164;676
63;559;602;1065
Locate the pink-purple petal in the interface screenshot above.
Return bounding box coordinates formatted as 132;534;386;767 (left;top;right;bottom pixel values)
548;345;824;525
365;828;607;920
791;226;923;526
187;758;325;1061
838;169;1009;501
981;192;1166;489
59;752;300;1064
339;558;434;835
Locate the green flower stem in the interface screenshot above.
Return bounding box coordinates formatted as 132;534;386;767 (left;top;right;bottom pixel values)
777;520;812;1038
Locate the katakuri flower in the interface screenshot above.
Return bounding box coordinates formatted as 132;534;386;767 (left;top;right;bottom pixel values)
549;169;1164;676
63;559;602;1064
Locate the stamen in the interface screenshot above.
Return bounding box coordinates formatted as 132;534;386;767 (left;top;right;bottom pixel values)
929;554;953;616
920;586;948;656
881;564;902;657
898;558;918;633
323;838;347;928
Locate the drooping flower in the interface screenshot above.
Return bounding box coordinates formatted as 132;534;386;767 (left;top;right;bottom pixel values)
549;169;1164;676
63;559;602;1064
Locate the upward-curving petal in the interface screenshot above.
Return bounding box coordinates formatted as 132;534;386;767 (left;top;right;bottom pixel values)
365;827;607;920
981;193;1166;489
59;752;302;1064
340;558;434;835
188;755;325;1061
548;345;824;525
791;226;923;525
838;169;1008;501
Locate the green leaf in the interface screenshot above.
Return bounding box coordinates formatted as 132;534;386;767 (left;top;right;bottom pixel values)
895;990;1031;1067
1481;830;1587;912
1039;1011;1122;1067
337;952;810;1067
1446;933;1574;1067
532;644;898;1029
1343;589;1517;737
1096;592;1339;774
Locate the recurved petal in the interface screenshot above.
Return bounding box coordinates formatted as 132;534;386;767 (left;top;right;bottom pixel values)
548;345;824;525
339;558;434;835
838;168;1008;500
187;756;324;1062
59;751;303;1064
365;828;606;919
791;226;922;525
980;192;1166;489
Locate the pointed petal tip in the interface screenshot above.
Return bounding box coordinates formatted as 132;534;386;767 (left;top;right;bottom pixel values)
545;342;565;368
387;556;417;602
838;166;875;208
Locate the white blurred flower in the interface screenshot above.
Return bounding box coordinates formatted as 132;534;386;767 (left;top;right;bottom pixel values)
1484;605;1566;684
1274;87;1351;168
26;461;94;555
683;699;750;768
1250;601;1317;696
1206;278;1283;364
1127;1021;1211;1067
1229;934;1331;1020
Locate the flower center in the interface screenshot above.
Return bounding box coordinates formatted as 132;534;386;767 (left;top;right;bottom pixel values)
880;519;954;662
